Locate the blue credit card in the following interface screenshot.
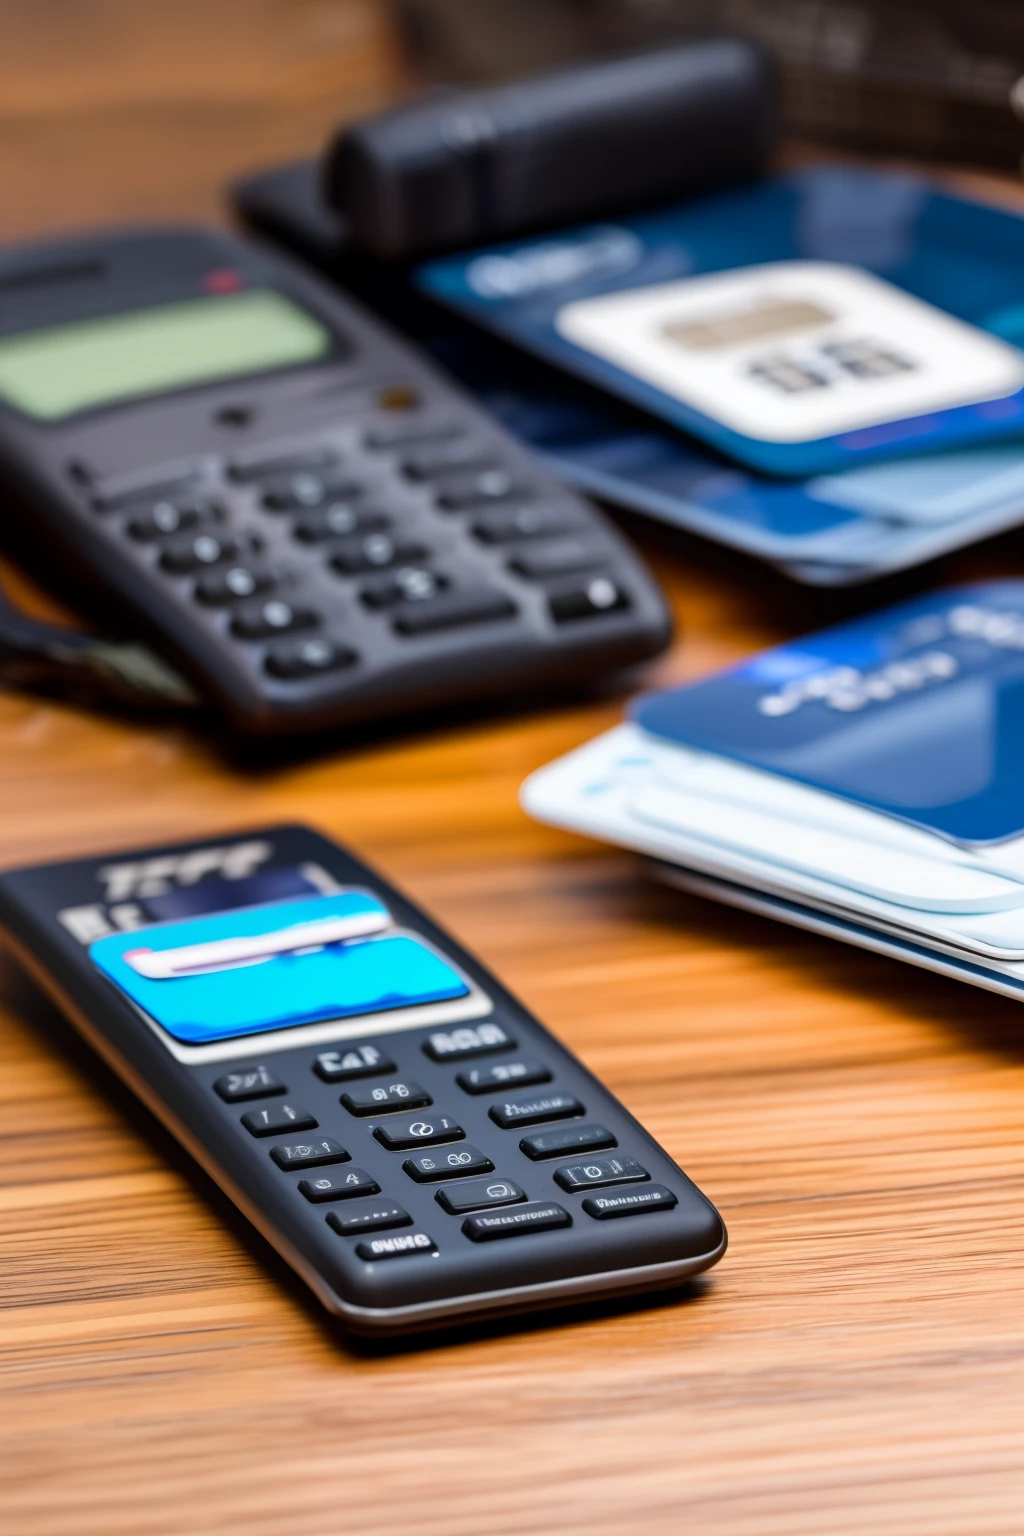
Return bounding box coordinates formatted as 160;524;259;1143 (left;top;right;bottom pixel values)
633;580;1024;846
418;166;1024;477
430;323;1024;577
90;893;470;1044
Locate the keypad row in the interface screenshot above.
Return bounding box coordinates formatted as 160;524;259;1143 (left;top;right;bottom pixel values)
220;1018;679;1256
214;1021;523;1100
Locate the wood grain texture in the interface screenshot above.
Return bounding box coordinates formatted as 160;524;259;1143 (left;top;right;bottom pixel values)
4;6;1024;1532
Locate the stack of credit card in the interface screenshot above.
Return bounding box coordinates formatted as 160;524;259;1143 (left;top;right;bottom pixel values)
418;166;1024;585
522;580;1024;1002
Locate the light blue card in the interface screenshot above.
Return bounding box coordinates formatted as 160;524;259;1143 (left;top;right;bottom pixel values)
91;893;470;1044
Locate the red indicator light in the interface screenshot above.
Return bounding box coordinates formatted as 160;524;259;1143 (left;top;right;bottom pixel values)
203;268;243;295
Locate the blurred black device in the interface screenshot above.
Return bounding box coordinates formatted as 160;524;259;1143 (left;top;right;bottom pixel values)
0;225;670;734
0;824;726;1333
395;0;1024;170
327;37;775;259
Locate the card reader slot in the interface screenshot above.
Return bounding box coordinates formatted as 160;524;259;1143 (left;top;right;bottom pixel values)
123;909;391;978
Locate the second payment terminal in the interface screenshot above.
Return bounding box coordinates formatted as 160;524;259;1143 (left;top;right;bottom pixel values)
0;825;725;1334
0;226;668;733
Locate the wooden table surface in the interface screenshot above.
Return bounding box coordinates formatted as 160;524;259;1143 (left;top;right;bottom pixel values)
5;6;1024;1533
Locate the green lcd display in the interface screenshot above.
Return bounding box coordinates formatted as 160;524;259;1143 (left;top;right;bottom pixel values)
0;289;333;420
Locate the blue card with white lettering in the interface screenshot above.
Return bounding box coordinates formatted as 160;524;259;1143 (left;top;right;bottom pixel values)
418;166;1024;476
633;580;1024;845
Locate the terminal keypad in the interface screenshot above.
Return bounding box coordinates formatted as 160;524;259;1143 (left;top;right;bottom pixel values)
234;1015;685;1266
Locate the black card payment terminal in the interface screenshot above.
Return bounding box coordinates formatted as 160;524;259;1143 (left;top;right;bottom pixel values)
0;825;725;1334
0;226;669;733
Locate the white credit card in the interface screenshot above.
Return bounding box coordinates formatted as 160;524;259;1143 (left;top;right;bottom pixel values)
555;262;1024;445
646;861;1024;1001
520;724;1024;960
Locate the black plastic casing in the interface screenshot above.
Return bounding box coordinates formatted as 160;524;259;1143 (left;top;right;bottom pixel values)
325;38;777;260
0;825;726;1335
0;226;670;734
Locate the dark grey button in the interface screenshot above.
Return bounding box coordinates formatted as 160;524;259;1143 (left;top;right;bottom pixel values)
326;1199;411;1236
456;1060;551;1095
554;1155;649;1192
489;1092;584;1130
341;1080;432;1116
402;1144;494;1182
549;577;629;623
402;443;495;480
331;533;426;575
195;564;274;605
392;589;517;637
354;1230;437;1261
364;419;462;450
228;446;337;482
270;1136;350;1170
436;469;518;509
510;538;607;579
423;1023;514;1061
361;566;447;609
264;637;357;679
298;1166;380;1202
160;531;241;573
373;1113;465;1151
231;599;318;639
92;473;203;511
435;1177;525;1214
473;505;584;544
214;1065;285;1102
127;498;213;540
313;1045;396;1082
241;1102;318;1138
462;1201;571;1242
519;1124;617;1161
293;504;384;542
582;1185;678;1220
261;472;358;511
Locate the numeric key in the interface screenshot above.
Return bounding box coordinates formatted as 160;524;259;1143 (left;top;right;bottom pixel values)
214;1065;285;1102
270;1137;350;1170
299;1167;380;1202
241;1103;317;1137
435;1178;524;1214
489;1092;583;1129
354;1231;437;1261
195;564;274;605
582;1185;678;1220
462;1201;571;1242
260;471;355;511
327;1199;411;1236
373;1113;464;1151
341;1081;431;1116
293;505;387;542
549;577;629;623
160;531;243;573
314;1045;396;1082
423;1023;515;1060
231;598;318;639
127;498;214;540
519;1125;617;1161
402;1145;494;1182
553;1155;648;1191
456;1060;551;1094
330;533;426;575
264;637;357;679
